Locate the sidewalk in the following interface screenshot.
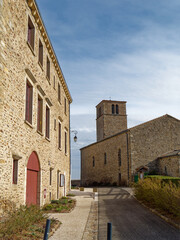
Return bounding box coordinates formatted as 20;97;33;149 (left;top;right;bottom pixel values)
49;188;98;240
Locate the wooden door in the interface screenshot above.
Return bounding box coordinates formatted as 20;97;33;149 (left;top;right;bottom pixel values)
26;170;38;205
26;152;40;206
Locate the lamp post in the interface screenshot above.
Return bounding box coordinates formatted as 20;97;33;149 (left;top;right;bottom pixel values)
70;130;78;190
71;130;78;142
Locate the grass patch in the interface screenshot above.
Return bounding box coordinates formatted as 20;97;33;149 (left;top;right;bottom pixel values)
0;205;60;240
43;197;76;213
134;178;180;224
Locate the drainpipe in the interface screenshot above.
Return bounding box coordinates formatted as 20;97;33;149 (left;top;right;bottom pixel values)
126;131;130;185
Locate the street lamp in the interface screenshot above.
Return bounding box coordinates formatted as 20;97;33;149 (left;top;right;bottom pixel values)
71;130;78;142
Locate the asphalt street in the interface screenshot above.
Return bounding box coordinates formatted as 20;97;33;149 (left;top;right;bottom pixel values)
98;187;179;240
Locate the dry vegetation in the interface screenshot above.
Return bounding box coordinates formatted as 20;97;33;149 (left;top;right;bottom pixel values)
134;178;180;224
0;196;76;240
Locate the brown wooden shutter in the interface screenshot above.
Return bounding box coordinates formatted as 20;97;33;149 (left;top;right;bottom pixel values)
13;160;18;184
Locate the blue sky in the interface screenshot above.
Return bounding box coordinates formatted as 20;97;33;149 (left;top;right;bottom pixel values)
36;0;180;179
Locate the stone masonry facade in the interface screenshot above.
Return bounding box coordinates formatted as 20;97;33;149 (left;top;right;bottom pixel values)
0;0;72;207
81;100;180;186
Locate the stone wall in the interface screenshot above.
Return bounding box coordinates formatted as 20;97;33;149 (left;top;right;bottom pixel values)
81;131;129;186
81;115;180;186
130;115;180;174
157;155;180;177
0;0;72;206
96;100;127;141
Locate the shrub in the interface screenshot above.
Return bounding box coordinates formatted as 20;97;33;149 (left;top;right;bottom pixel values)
67;193;75;197
0;205;46;238
146;175;180;187
134;178;180;218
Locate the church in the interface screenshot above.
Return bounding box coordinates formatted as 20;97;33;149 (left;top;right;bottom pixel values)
81;100;180;186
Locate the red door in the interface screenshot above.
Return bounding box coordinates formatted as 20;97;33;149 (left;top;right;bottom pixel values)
26;152;40;206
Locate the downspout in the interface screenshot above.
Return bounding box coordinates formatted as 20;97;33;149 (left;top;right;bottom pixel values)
126;131;130;185
69;101;71;191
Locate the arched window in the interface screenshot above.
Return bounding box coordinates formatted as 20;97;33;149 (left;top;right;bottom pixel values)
116;104;119;114
112;104;115;114
93;156;95;167
118;149;121;166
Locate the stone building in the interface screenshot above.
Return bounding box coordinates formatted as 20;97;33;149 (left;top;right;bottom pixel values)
81;100;180;186
156;150;180;177
0;0;72;206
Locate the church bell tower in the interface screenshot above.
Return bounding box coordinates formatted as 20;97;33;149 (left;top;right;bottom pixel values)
96;100;127;142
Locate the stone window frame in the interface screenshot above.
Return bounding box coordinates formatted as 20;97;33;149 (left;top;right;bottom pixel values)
12;159;18;184
46;56;50;82
53;75;56;90
25;78;33;126
64;97;67;115
58;120;62;150
58;82;61;103
38;38;43;68
37;94;43;134
27;16;35;52
64;129;67;155
45;104;50;140
49;168;53;185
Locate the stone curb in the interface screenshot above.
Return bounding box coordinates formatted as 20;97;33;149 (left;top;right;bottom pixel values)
82;192;98;240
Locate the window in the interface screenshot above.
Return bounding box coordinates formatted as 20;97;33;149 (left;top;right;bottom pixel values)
38;39;43;67
13;159;18;184
99;107;101;117
37;95;43;133
104;153;107;165
64;97;67;114
58;83;61;103
58;122;61;149
118;149;121;166
54;119;56;130
25;80;33;124
53;76;56;89
93;157;95;167
112;104;115;114
50;168;52;185
57;171;59;199
45;106;50;139
65;131;67;154
49;192;51;201
46;56;50;80
116;104;119;114
27;16;35;50
60;174;65;187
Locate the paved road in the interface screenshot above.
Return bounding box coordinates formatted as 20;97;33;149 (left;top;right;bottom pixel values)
98;187;179;240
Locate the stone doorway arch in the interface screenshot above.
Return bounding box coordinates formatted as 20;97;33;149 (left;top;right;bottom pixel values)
26;152;40;206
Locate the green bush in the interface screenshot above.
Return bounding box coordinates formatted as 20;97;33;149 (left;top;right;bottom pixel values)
134;178;180;218
146;175;180;187
43;204;54;210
